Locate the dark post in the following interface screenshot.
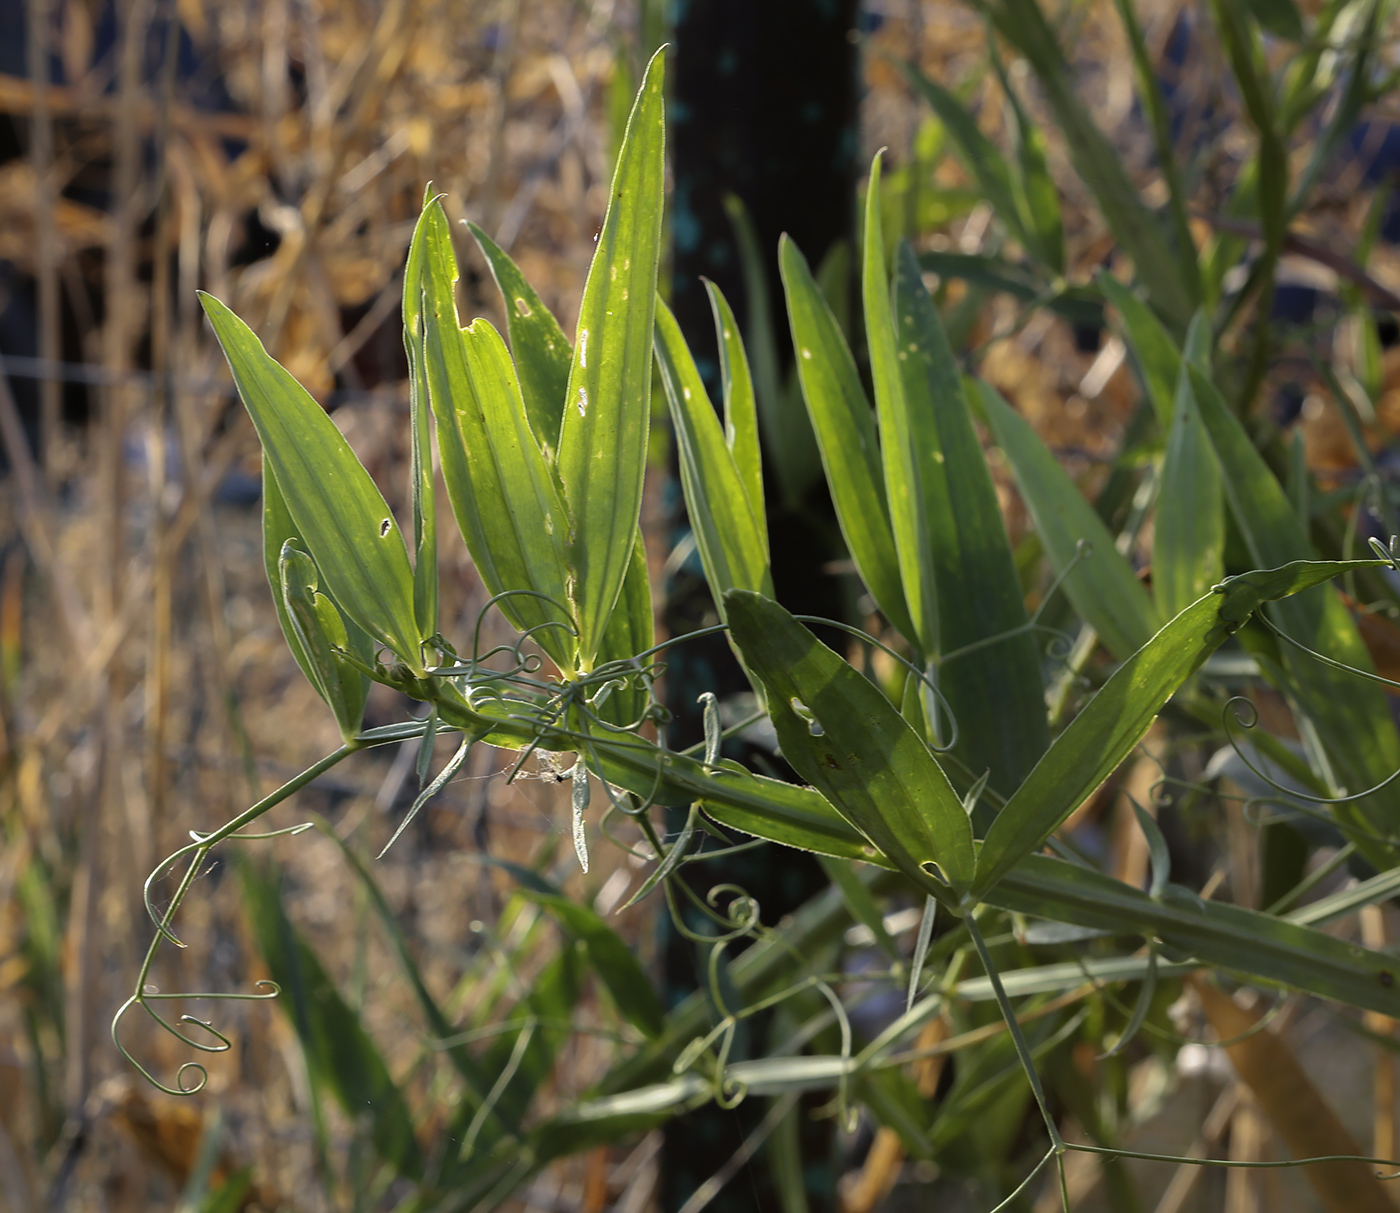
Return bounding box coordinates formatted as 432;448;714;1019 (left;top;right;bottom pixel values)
659;3;861;1209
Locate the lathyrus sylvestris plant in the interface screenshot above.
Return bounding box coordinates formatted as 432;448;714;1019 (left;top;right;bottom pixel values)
116;47;1400;1207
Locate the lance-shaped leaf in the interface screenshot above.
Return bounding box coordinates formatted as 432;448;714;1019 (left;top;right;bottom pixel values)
279;542;369;745
780;234;916;643
996;854;1400;1017
892;244;1049;793
726;590;974;895
402;201;439;639
1192;365;1400;866
655;297;772;610
556;48;665;668
201;293;422;672
514;886;665;1039
991;42;1065;276
467;221;571;461
1099;273;1180;426
418;201;575;670
972;559;1388;898
726;194;823;506
1155;322;1223;621
977;380;1159;659
987;0;1196;331
900;64;1032;260
705;278;766;549
242;862;423;1178
865;152;939;656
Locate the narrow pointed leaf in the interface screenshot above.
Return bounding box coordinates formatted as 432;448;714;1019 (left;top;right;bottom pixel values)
725;194;823;505
987;0;1196;331
1192;364;1400;866
467;221;571;460
705;278;766;547
977;380;1159;659
280;542;368;743
1155;334;1224;620
556;48;665;667
726;590;974;895
1099;273;1180;426
201;292;422;671
893;244;1048;792
997;854;1400;1016
242;862;423;1178
403;203;439;639
973;559;1388;898
992;46;1065;274
263;465;328;700
419;202;575;668
512;886;666;1039
591;531;654;728
780;234;916;642
899;63;1030;253
654;298;772;610
865;152;938;655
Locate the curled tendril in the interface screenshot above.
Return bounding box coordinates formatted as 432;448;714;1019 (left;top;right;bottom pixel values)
1223;696;1400;810
112;980;283;1097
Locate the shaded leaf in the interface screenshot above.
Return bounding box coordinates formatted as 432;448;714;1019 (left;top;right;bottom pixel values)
202;293;422;672
978;380;1159;659
726;590;975;894
780;234;915;641
467;221;572;461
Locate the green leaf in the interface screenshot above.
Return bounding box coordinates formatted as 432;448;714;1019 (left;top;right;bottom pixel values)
402;200;439;640
705;278;766;549
591;531;654;728
1244;0;1305;40
279;542;369;744
724;194;823;506
986;0;1197;331
557;48;665;668
654;297;773;610
997;854;1400;1016
201;293;422;672
512;886;665;1039
242;861;423;1178
899;62;1031;255
467;221;572;461
263;466;329;702
865;152;938;655
1099;273;1180;426
325;825;497;1108
972;559;1388;898
1109;0;1201;304
1191;365;1400;867
1155;321;1224;621
726;590;975;895
780;234;916;642
977;380;1160;659
991;42;1065;274
892;243;1048;793
418;201;576;669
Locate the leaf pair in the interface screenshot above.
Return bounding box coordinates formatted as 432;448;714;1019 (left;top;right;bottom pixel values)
725;561;1388;907
776;154;1047;794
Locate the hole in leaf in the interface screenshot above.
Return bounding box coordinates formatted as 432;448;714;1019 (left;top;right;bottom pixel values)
380;519;393;538
514;296;532;317
789;698;823;737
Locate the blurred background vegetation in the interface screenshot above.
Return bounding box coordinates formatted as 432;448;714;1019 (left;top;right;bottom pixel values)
6;0;1400;1211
